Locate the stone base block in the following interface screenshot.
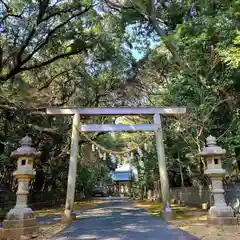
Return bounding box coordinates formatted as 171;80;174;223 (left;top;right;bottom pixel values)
3;218;36;228
207;205;238;225
2;225;38;239
61;212;77;224
3;218;37;238
5;207;35;220
161;211;175;221
208;216;238;225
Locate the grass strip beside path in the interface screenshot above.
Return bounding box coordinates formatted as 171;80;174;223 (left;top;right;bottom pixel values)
0;199;103;239
134;200;240;240
35;199;103;217
134;200;207;222
36;199;103;239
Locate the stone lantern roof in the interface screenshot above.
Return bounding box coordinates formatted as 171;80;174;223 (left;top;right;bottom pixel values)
199;135;226;157
10;136;41;158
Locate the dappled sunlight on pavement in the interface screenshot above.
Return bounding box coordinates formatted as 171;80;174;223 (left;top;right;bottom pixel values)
50;198;199;240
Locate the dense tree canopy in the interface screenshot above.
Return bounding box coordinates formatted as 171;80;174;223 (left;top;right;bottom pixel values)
0;0;239;200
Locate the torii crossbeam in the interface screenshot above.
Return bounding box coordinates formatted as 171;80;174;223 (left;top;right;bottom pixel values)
46;107;186;222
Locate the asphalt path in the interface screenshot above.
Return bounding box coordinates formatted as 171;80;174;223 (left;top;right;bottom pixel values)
50;197;199;240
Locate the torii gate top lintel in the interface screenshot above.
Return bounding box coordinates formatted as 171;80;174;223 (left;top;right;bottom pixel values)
46;107;186;116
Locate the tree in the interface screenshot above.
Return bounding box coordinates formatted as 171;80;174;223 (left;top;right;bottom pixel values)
0;0;135;195
1;0;240;207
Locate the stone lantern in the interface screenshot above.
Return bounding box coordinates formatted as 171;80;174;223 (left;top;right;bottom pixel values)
3;136;41;237
199;135;237;225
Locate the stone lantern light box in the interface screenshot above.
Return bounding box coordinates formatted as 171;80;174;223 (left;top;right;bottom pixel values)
11;136;40;180
201;136;226;173
17;154;34;173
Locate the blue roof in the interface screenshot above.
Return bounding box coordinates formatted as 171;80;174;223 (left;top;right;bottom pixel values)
112;171;132;181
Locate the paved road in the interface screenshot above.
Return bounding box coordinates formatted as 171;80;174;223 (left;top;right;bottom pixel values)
51;197;199;240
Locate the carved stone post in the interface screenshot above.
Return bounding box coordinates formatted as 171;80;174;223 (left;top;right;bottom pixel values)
3;136;41;237
199;135;237;225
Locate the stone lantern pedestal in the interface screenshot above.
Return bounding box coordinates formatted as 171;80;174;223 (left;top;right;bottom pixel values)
3;136;41;237
199;136;238;225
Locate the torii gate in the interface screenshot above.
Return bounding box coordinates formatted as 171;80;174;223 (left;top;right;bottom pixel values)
46;107;186;221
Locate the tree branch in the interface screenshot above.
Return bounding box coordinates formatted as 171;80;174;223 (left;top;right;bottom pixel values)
37;0;50;24
21;6;92;67
19;43;93;71
17;2;48;61
1;5;92;82
0;0;10;11
38;65;78;91
104;0;133;10
42;4;82;22
146;0;185;68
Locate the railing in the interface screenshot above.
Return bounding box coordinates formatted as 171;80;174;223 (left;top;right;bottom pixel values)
224;183;240;205
1;183;240;216
170;186;213;208
0;191;85;217
170;183;240;208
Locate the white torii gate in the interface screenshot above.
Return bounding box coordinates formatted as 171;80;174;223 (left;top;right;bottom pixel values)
46;107;186;221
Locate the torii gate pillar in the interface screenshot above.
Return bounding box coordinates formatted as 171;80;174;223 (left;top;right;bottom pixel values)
61;114;80;223
154;113;172;219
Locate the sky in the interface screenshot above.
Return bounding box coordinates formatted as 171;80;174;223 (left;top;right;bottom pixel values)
131;39;159;60
126;25;159;60
132;49;144;60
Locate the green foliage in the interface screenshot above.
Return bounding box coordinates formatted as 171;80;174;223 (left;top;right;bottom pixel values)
220;31;240;68
0;0;240;201
0;153;9;166
107;0;240;189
